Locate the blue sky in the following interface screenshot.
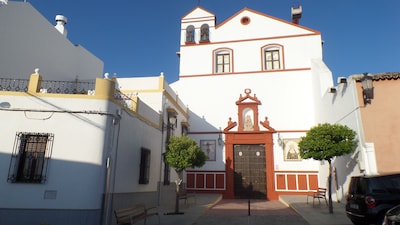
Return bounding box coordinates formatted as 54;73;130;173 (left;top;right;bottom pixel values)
27;0;399;84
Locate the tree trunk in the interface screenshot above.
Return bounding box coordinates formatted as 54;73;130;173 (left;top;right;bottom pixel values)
328;159;333;214
174;170;183;214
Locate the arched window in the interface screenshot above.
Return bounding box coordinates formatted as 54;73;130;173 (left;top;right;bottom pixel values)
262;45;283;70
214;48;233;73
185;25;195;43
200;24;209;42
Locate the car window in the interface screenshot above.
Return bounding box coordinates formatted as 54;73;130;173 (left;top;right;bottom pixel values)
352;177;368;194
370;177;387;193
384;176;400;193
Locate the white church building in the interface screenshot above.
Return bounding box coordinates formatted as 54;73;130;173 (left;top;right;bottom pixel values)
171;6;333;200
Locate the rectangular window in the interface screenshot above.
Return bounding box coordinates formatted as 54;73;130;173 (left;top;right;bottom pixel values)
182;125;189;136
216;53;230;73
8;132;54;183
139;148;151;184
265;50;280;70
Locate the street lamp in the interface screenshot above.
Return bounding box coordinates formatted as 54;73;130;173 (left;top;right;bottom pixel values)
163;111;177;185
167;114;177;129
361;73;374;105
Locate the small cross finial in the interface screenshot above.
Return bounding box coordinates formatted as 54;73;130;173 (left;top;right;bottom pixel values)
197;0;200;6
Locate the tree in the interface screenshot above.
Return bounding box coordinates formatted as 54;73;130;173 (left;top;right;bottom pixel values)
164;135;206;214
298;123;357;213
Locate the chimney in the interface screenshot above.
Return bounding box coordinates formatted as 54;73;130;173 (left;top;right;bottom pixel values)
54;15;68;37
291;5;302;24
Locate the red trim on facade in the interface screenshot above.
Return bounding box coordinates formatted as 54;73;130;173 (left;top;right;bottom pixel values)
179;67;311;79
184;89;319;200
224;131;276;199
180;33;320;48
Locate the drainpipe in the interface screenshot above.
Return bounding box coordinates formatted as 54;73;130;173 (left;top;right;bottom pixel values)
102;110;122;225
157;96;166;206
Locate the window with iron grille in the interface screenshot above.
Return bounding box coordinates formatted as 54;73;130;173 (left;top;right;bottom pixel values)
7;132;54;183
139;148;151;184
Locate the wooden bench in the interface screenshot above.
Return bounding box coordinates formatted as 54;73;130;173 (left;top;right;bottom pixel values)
307;187;328;207
178;188;196;206
114;204;160;225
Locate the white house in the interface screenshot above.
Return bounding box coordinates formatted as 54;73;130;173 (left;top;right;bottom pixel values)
0;2;103;81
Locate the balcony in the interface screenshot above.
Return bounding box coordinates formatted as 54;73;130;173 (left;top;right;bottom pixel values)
0;73;137;112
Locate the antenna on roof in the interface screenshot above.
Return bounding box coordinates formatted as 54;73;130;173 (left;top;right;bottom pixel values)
291;3;302;24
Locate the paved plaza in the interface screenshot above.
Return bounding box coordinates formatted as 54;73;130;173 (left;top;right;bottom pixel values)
144;193;353;225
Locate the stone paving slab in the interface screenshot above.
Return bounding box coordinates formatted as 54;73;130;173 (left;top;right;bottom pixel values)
194;198;309;225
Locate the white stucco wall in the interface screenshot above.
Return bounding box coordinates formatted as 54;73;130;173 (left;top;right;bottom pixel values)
0;94;113;209
0;2;103;81
114;76;190;191
315;77;377;201
179;8;322;77
113;112;163;193
173;70;317;132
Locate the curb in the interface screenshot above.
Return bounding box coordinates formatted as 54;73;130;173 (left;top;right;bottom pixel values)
204;194;223;212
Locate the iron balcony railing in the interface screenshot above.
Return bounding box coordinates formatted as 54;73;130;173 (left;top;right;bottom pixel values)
115;91;135;109
40;79;95;94
0;78;29;92
0;77;136;110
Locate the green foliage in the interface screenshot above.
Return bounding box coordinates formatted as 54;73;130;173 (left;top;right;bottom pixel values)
298;123;357;161
164;136;206;174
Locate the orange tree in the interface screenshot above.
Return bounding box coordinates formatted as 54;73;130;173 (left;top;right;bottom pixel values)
164;135;206;214
298;123;357;213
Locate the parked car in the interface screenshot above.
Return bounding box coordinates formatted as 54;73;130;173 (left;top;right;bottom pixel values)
345;173;400;225
383;204;400;225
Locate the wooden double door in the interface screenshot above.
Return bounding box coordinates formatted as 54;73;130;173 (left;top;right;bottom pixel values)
233;144;266;199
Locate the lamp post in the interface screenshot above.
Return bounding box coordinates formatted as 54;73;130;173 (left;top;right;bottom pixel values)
163;112;177;185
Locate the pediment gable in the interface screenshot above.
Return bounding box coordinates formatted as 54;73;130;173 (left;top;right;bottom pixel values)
236;88;261;105
182;6;215;20
216;8;319;39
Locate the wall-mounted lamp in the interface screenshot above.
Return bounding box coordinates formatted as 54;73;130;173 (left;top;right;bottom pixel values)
329;87;337;93
166;114;177;129
361;72;374;105
218;133;224;146
277;133;283;146
113;109;122;125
